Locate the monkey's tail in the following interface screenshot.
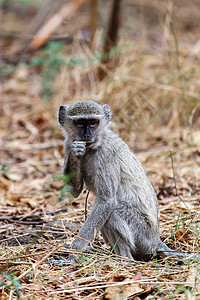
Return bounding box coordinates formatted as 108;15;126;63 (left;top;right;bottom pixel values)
156;239;199;260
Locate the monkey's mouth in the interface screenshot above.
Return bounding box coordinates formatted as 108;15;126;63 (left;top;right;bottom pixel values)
85;141;94;147
85;138;98;148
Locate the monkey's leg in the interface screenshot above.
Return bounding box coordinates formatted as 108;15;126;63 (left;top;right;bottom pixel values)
101;208;157;261
101;224;134;259
101;212;137;260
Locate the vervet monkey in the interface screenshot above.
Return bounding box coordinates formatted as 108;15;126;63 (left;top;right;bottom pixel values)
58;100;197;261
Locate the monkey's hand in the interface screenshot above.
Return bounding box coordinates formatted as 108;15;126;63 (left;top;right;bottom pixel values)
71;141;86;157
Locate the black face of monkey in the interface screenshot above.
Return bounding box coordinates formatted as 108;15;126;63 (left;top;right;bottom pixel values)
58;101;111;148
73;118;100;143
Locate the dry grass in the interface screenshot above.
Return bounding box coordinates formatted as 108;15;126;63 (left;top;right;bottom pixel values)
1;1;200;299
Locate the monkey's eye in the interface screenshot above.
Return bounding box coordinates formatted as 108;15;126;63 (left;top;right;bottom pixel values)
74;119;85;128
89;119;99;128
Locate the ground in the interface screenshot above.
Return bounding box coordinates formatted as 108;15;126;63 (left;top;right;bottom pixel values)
0;1;200;299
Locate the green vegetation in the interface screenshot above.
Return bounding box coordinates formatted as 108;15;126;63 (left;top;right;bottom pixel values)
0;273;21;299
31;42;65;101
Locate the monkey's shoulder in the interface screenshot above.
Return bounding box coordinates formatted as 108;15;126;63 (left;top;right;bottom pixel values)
100;130;129;154
84;130;137;165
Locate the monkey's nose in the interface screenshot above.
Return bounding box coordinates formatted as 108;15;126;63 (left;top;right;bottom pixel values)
83;134;90;140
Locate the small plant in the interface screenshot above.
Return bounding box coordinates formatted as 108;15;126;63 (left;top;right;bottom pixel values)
67;55;85;68
55;174;74;200
31;41;65;101
1;165;9;177
0;273;21;299
0;62;15;77
175;213;181;230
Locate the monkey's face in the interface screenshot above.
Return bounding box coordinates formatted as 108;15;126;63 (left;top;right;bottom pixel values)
58;101;112;148
73;118;99;145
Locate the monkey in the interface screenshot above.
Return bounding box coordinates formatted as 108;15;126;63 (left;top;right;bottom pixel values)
57;100;199;261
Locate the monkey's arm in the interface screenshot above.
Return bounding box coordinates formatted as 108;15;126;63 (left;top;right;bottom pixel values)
63;139;84;198
72;162;119;250
72;196;117;250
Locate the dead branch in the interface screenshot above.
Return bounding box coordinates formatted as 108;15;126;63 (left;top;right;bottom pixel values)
98;0;122;80
5;0;65;61
29;0;88;50
90;0;98;49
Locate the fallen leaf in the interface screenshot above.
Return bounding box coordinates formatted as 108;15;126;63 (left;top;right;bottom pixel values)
105;273;144;300
0;178;10;193
105;279;144;300
175;228;188;242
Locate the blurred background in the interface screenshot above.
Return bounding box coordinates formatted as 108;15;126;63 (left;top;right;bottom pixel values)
1;1;200;298
1;0;200;147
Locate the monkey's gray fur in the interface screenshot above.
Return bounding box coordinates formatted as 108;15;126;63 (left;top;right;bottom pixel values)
58;100;198;261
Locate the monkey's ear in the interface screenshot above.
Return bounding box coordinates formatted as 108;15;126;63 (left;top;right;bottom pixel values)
102;104;112;123
58;105;67;126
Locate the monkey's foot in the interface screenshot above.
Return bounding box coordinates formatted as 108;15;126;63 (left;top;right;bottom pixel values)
50;255;78;266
